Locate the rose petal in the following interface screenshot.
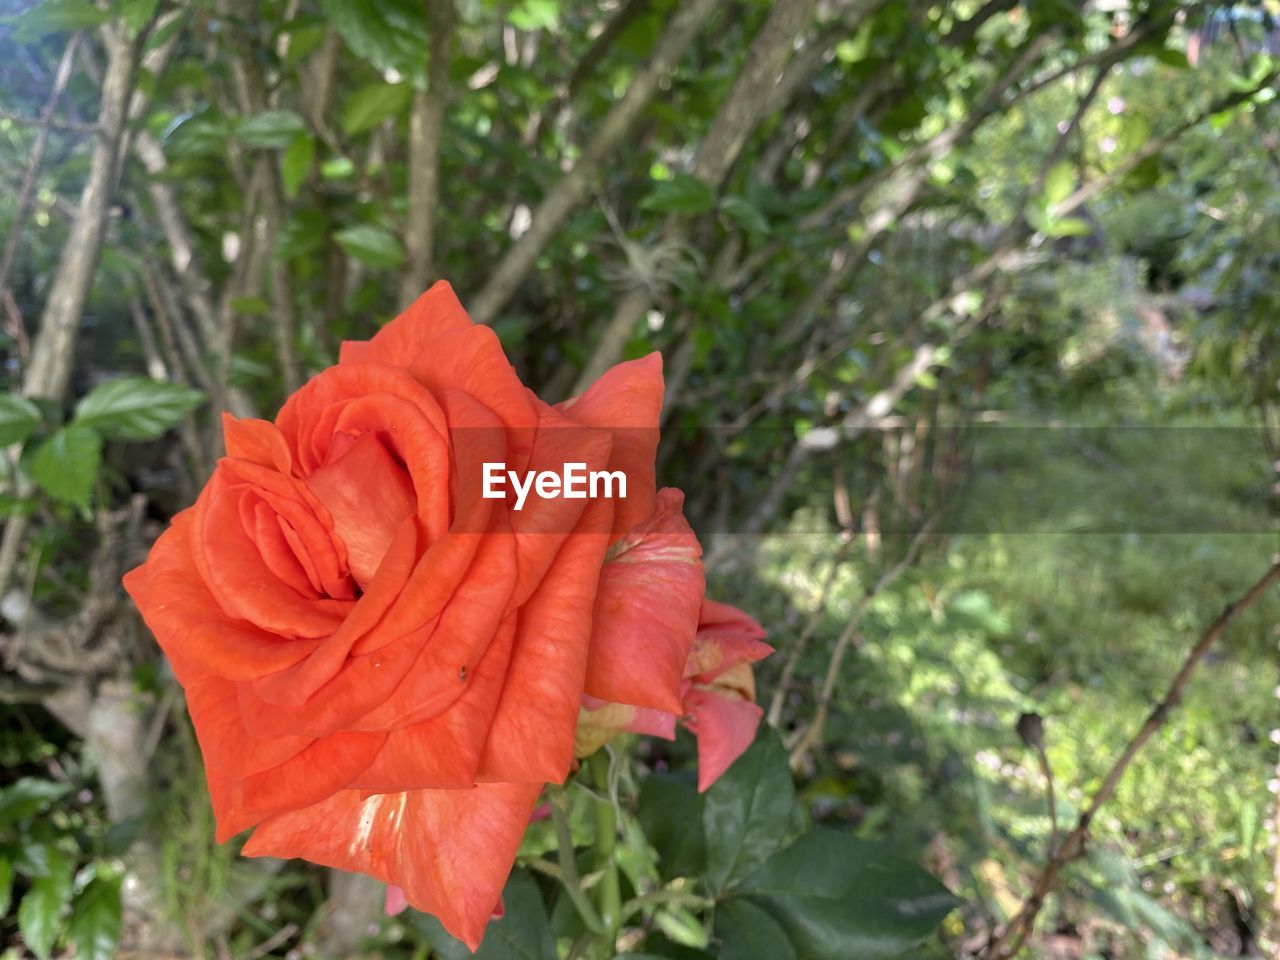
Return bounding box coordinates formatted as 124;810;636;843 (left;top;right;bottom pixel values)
583;489;704;714
557;354;663;535
242;781;541;950
338;281;474;366
684;687;764;793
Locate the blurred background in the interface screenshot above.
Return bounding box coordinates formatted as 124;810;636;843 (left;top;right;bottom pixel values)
1;0;1278;957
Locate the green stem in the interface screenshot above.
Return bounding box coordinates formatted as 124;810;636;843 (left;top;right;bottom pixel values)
589;750;622;953
621;887;715;923
551;788;605;936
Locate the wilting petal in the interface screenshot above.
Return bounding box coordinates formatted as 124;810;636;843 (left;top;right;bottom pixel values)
685;601;772;685
684;687;764;793
242;781;541;950
557;354;663;535
584;489;703;714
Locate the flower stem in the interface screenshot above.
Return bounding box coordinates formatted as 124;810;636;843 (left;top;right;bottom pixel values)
588;750;622;954
550;788;605;936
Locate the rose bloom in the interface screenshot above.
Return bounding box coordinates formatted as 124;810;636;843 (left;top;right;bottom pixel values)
124;282;767;948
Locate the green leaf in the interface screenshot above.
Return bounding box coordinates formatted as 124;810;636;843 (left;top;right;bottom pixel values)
275;210;329;260
637;772;707;881
0;395;43;446
412;870;554;960
119;0;158;34
508;0;559;31
30;426;102;510
1043;161;1074;208
0;778;72;829
17;847;73;960
281;132;315;198
1043;215;1092;238
237;109;308;149
703;730;794;892
342;82;413;135
12;0;109;39
641;174;717;216
73;377;204;441
335;224;405;268
719;196;769;235
318;0;428;76
67;873;123;960
736;830;958;960
715;897;795;960
0;857;12;918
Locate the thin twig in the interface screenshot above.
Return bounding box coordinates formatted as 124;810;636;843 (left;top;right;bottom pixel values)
983;559;1280;960
787;514;940;769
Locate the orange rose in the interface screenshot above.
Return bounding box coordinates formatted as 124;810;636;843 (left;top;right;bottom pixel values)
123;282;706;948
576;598;772;791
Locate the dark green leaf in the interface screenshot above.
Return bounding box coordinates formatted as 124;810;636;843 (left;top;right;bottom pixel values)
715;897;795;960
0;778;72;828
237;109;308;149
342;82;413;135
638;772;707;881
30;426;102;510
0;857;12;918
73;377;204;441
318;0;428;76
703;730;794;892
0;395;43;446
719;196;769;235
68;872;123;960
641;174;717;216
412;870;554;960
281;133;315;198
335;224;405;268
275;210;329;260
736;830;958;960
17;847;73;960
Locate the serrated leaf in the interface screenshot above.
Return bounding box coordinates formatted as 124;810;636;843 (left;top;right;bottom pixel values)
67;873;123;960
703;730;794;892
736;830;958;960
73;377;204;441
17;847;73;960
30;426;102;510
641;174;717;216
0;778;72;829
335;224;405;268
281;132;315;198
237;109;308;149
342;82;413;135
0;395;43;446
